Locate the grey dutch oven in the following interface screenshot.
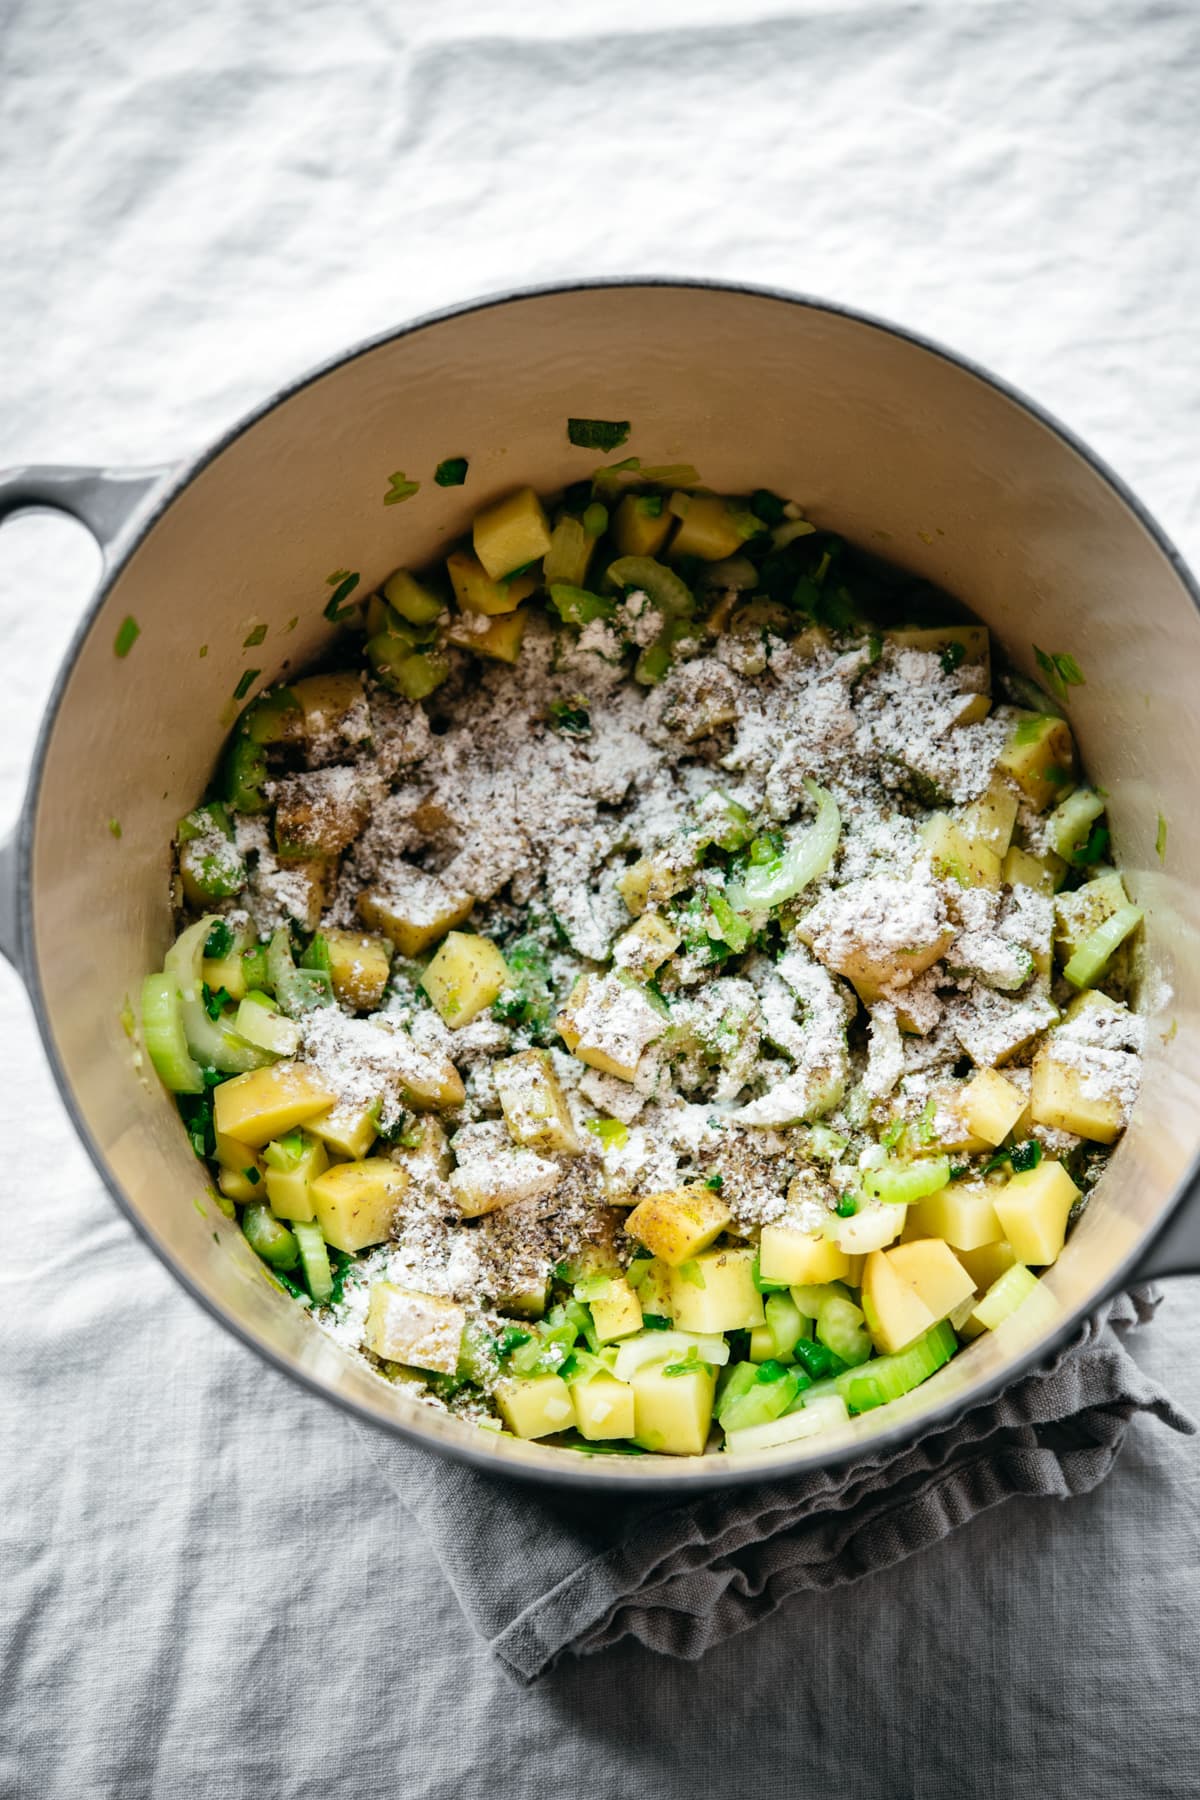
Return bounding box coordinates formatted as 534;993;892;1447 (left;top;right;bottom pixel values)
2;280;1198;1489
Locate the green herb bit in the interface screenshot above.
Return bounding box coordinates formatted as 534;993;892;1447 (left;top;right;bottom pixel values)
199;645;208;658
940;640;967;674
232;669;260;701
1010;1140;1043;1173
434;456;469;487
581;501;608;538
641;1313;673;1330
113;615;140;658
568;417;630;452
324;571;360;621
585;1116;629;1149
243;622;268;647
663;1350;706;1378
1034;645;1086;701
749;489;786;525
107;818;122;839
881;1117;905;1150
548;698;592;736
201;982;234;1021
241;1165;261;1186
834;1194;859;1219
1156;813;1168;862
383;471;420;506
948;1163;969;1180
1069;821;1109;868
705;1173;724;1191
204;920;233;959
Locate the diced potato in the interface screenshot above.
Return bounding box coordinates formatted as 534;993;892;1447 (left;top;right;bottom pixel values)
444;608;529;664
324;928;392;1012
495;1372;574;1440
1053;871;1128;963
908;1182;1004;1252
494;1049;581;1154
364;1281;465;1375
993;1160;1080;1265
557;971;668;1081
960;1068;1028;1147
884;1239;975;1322
202;950;248;1003
213;1062;336;1147
309;1158;408;1253
264;1133;328;1223
249;857;327;934
888;623;990;675
921;813;1003;890
448;1123;560;1217
958;1239;1019;1292
1003;846;1066;896
588;1275;644;1343
632;1359;717;1455
291;672;368;750
421;931;511;1028
307;1101;380;1161
924;1084;993;1154
613;493;674;559
616;856;690;916
797;880;956;995
668;1247;765;1334
217;1164;266;1204
446;548;536;617
861;1248;937;1355
1029;1049;1130;1143
391;1113;454;1178
472;485;552;581
668;493;746;562
832;1204;905;1255
949;694;992;727
573;1373;637;1441
962;775;1019;856
613;913;681;978
758;1224;851;1286
995;711;1077;812
359;870;474;957
213;1125;260;1173
273;770;370;860
492;1275;550;1318
626;1184;732;1266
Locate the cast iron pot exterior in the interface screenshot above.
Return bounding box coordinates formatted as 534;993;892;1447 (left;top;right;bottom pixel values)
3;281;1199;1492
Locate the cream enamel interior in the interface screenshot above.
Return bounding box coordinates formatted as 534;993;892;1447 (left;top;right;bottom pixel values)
26;285;1200;1485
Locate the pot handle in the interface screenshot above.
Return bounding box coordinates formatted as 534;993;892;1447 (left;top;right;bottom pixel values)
0;462;178;972
1127;1174;1200;1281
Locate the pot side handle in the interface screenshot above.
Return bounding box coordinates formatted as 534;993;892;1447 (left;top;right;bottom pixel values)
0;462;178;972
1127;1173;1200;1282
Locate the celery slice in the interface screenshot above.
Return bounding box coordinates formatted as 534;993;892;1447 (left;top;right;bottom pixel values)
1047;786;1106;859
815;1293;872;1367
140;973;205;1094
235;996;301;1057
716;1360;809;1432
164;917;274;1074
292;1219;333;1304
1063;903;1144;989
836;1320;957;1414
242;1203;299;1271
724;780;840;911
972;1263;1040;1331
764;1291;808;1359
724;1394;850;1454
612;1329;729;1381
606;555;695;618
267;927;334;1017
862;1157;951;1205
548;583;615;627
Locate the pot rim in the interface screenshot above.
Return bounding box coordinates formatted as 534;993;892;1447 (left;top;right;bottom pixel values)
16;275;1200;1490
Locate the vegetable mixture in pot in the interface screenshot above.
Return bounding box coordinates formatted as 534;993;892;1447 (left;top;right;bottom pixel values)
141;456;1144;1457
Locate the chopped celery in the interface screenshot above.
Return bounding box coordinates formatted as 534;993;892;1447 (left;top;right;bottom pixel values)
815;1293;872;1367
612;1330;729;1381
382;569;445;625
241;944;271;994
140;973;205;1094
763;1291;808;1360
836;1320;957;1414
1063;903;1143;989
862;1157;951;1205
691;788;753;853
292;1219;333;1304
1047;786;1106;860
715;1359;809;1432
235;994;301;1057
242;1203;299;1270
543;516;594;588
164;917;273;1075
221;732;269;815
606;555;695;618
548;583;615;627
634;619;693;686
724;781;839;911
242;685;301;745
724;1394;850;1454
971;1263;1041;1331
267;927;334;1016
262;1129;306;1172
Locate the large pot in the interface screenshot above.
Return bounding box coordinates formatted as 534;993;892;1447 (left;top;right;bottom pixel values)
3;281;1198;1489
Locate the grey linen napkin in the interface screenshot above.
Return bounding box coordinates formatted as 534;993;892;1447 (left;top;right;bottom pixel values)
356;1289;1191;1684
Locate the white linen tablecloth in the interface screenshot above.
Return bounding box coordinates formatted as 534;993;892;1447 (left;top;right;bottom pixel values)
2;1;1199;1792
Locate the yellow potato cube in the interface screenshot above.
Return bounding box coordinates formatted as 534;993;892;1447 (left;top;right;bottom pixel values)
248;857;327;934
202;950;248;1003
884;1238;975;1322
993;1160;1080;1265
921;813;1003;890
632;1359;717;1455
961;1069;1028;1147
949;694;993;728
309;1157;408;1253
264;1133;328;1223
213;1062;336;1148
1003;846;1066;896
668;1248;765;1334
626;1185;732;1267
1030;1050;1128;1144
557;971;668;1080
491;1274;550;1318
667;492;746;561
888;623;990;674
908;1182;1004;1253
448;1125;560;1217
758;1224;851;1286
958;1239;1019;1292
613;913;682;978
587;1275;644;1343
446;547;536;616
1053;871;1128;963
494;1049;581;1154
324;929;392;1012
495;1372;574;1440
359;871;474;957
421;932;511;1028
471;485;552;581
572;1373;637;1441
615;856;691;917
995;712;1077;812
613;493;674;559
444;607;529;664
291;672;366;748
217;1164;265;1204
962;775;1019;857
307;1102;379;1161
213;1126;260;1173
861;1248;937;1355
364;1281;465;1375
